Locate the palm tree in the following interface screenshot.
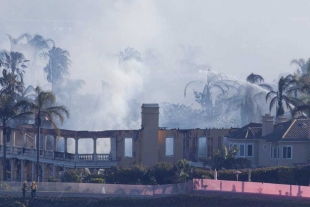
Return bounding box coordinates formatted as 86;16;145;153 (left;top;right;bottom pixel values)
0;92;32;181
43;47;71;93
27;34;54;51
266;75;303;117
6;33;54;54
291;102;310;118
28;86;69;182
0;69;24;95
184;71;237;120
1;51;29;84
20;85;36;101
290;58;310;76
6;34;31;51
225;73;272;125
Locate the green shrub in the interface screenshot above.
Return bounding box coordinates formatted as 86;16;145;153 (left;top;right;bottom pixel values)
250;167;279;183
89;178;105;183
62;170;82;183
150;162;175;184
294;165;310;186
191;168;213;179
48;176;58;182
277;167;295;185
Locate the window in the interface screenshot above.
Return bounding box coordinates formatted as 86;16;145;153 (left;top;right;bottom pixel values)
270;146;279;159
229;143;233;149
283;146;292;159
124;138;133;157
165;137;174;156
247;144;253;157
198;137;207;157
239;144;245;157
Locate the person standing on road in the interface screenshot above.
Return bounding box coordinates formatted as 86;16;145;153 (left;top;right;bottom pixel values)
31;181;37;198
22;181;28;197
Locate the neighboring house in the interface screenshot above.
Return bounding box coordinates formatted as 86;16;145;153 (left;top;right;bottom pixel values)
224;123;261;166
225;114;310;167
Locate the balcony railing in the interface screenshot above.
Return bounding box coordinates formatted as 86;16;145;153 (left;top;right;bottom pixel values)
78;154;93;161
0;145;114;162
97;154;111;161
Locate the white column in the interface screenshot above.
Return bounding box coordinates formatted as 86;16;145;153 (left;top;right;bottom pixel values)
0;130;2;145
11;132;15;147
11;132;15;153
42;135;47;157
93;138;97;161
32;135;36;157
111;137;116;161
53;136;57;159
64;138;67;159
43;135;47;150
21;160;24;181
75;138;79;162
10;159;14;181
52;165;56;177
41;163;45;182
31;162;35;181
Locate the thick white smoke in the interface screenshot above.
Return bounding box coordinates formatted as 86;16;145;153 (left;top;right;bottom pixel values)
0;0;309;133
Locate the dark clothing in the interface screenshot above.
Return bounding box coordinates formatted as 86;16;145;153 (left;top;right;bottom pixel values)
31;182;37;198
31;189;36;198
22;183;28;197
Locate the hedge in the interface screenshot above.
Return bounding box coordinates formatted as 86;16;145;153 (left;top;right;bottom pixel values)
71;161;310;186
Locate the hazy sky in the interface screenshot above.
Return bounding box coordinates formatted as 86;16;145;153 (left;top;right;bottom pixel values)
1;0;310;110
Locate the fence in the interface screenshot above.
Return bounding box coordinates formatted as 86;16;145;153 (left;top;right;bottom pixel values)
0;181;191;196
193;179;310;198
2;179;310;198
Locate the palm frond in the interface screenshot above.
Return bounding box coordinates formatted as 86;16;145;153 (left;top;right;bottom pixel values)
258;83;273;91
269;97;277;113
246;73;264;84
184;80;205;97
265;91;277;102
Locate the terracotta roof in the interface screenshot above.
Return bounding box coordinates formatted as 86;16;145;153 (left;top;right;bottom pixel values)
227;123;262;140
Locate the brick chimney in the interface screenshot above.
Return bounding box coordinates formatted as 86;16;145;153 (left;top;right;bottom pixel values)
262;114;274;136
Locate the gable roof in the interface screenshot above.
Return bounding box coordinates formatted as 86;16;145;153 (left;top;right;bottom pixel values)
264;119;310;142
227;123;262;140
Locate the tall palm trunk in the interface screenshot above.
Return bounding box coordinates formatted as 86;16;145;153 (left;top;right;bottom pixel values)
36;115;41;182
2;119;6;181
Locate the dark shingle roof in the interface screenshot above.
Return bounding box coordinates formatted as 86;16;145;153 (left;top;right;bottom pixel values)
227;123;262;140
264;119;310;142
228;118;310;142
